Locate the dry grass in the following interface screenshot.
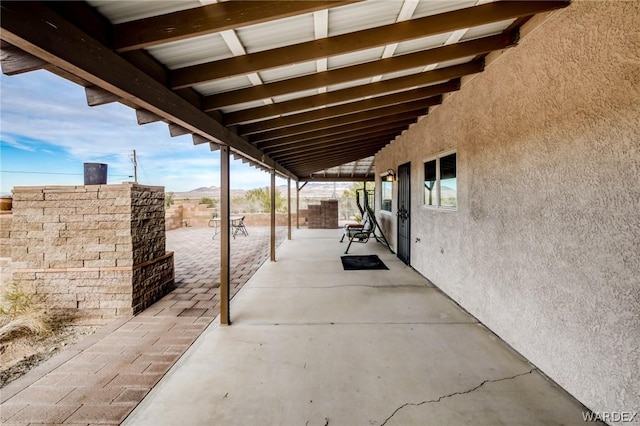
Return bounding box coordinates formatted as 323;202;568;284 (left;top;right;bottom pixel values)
0;282;51;342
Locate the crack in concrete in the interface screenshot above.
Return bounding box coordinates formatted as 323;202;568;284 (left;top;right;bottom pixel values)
244;321;477;327
379;369;536;426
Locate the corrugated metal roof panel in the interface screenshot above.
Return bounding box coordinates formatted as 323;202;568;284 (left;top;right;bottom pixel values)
328;47;385;70
70;0;550;180
237;13;315;54
327;77;374;93
380;66;426;82
310;153;375;178
219;99;271;114
394;33;452;56
435;56;476;69
87;0;200;24
328;0;401;37
272;88;321;103
411;0;477;19
461;19;516;41
259;61;318;84
147;33;232;70
194;75;254;96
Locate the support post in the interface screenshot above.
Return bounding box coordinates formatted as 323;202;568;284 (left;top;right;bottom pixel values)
220;146;230;325
363;181;367;210
270;170;276;261
296;181;300;229
287;178;292;240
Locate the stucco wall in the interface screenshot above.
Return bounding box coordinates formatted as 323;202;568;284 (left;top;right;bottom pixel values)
375;1;639;418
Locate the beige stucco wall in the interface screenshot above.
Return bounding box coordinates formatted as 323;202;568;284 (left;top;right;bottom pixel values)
375;1;639;418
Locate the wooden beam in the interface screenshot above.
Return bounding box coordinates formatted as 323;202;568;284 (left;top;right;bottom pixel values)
169;123;191;137
238;84;449;135
203;32;517;110
351;160;359;177
296;181;300;229
292;151;386;176
265;129;403;156
171;1;568;89
0;2;295;179
255;112;421;149
281;148;390;170
277;139;391;163
220;145;231;325
287;178;291;240
0;42;47;75
260;123;409;152
270;170;276;262
365;161;374;176
294;159;380;177
136;109;164;125
248;98;438;143
223;61;481;123
114;1;357;52
192;134;209;145
300;175;375;182
270;133;400;159
46;2;206;110
85;85;120;107
286;146;388;165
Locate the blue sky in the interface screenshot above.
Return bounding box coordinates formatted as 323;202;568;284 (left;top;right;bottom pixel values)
0;70;281;195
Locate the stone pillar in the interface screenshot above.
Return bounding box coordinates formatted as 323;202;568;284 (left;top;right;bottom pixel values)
307;199;339;229
10;183;174;322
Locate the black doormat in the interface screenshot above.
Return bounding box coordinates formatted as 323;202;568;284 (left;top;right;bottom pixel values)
341;255;389;270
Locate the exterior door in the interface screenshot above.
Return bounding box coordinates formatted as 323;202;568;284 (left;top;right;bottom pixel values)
397;162;411;265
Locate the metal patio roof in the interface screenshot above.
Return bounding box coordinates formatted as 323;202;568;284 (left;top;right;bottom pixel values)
0;0;570;182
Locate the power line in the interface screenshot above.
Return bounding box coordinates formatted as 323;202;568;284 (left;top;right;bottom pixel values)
1;170;132;178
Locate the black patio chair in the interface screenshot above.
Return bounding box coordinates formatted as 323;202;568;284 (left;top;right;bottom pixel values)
231;216;249;238
340;211;375;254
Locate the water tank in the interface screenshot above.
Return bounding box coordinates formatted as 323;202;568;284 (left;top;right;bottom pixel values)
83;163;108;185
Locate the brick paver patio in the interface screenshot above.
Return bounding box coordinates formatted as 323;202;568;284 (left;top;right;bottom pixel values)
0;225;287;425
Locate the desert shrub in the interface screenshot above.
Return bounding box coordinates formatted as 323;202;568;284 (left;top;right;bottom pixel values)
200;197;217;208
165;192;175;207
0;283;51;342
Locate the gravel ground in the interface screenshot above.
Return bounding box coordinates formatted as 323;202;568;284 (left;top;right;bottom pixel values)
0;323;99;388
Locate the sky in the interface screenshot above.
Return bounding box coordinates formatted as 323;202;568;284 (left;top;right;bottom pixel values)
0;70;284;196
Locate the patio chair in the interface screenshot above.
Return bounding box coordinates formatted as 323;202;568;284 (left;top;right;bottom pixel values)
340;210;375;254
231;216;249;238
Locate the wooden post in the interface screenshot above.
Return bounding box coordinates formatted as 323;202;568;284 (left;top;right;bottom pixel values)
220;146;230;325
287;178;292;240
270;170;276;261
363;181;367;210
296;181;300;229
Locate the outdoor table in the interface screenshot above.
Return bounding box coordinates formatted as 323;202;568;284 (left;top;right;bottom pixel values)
208;216;247;240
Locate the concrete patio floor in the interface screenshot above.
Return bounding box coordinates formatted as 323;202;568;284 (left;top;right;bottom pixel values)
124;228;593;426
0;225;286;425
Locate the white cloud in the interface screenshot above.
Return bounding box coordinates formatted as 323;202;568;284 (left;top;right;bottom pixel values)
1;71;281;191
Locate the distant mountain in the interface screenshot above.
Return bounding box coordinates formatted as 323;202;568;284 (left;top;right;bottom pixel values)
172;182;357;199
172;186;246;199
190;186;218;192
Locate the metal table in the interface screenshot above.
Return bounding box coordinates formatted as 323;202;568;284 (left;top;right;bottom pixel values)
208;216;248;240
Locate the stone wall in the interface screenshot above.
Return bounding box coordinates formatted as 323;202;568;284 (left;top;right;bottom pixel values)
0;214;11;258
307;200;338;229
165;199;295;230
10;183;174;322
375;2;639;419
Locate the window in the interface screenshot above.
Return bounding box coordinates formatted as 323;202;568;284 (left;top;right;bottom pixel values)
424;151;457;209
381;180;392;212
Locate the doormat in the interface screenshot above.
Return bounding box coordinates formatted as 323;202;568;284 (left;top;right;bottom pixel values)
341;255;389;270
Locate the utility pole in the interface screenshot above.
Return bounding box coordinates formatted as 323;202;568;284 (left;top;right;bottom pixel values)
132;149;138;183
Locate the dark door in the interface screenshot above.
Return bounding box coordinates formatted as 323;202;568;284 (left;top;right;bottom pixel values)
397;162;411;265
